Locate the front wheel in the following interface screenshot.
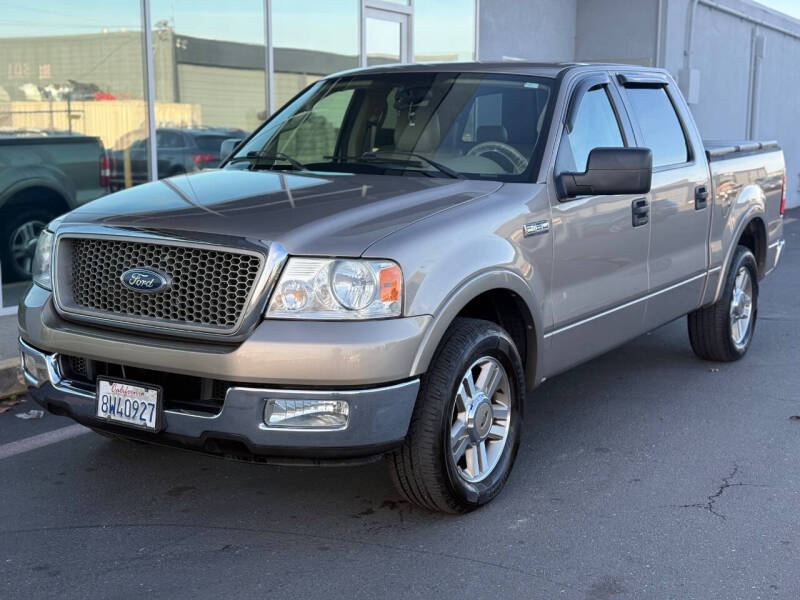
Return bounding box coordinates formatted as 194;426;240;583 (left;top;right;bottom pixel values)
388;318;525;513
688;245;759;361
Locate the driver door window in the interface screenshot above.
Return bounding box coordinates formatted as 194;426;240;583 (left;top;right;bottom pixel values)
556;87;624;173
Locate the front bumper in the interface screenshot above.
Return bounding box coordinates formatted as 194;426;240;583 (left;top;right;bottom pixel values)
19;284;431;386
20;338;420;459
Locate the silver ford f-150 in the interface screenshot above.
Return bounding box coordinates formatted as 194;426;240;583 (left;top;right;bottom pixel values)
18;63;786;513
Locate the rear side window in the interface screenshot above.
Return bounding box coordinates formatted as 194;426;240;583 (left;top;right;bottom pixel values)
156;130;184;148
624;87;689;167
195;135;229;152
556;87;624;173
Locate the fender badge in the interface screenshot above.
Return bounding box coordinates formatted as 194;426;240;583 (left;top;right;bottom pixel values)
523;220;550;237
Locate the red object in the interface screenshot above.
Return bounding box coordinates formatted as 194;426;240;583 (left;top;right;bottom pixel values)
99;154;111;188
192;153;216;164
94;91;116;101
780;173;786;216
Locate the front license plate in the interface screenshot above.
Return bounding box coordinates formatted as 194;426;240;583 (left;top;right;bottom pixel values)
96;378;162;431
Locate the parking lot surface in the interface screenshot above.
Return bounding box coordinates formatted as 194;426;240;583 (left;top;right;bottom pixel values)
1;212;798;599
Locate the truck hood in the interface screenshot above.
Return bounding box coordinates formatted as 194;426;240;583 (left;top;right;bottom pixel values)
63;169;502;256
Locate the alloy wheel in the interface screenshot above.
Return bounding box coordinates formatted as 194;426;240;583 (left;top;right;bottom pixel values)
449;356;512;483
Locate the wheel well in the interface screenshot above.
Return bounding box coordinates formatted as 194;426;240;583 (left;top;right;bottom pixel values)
738;217;766;277
456;289;535;380
1;186;69;218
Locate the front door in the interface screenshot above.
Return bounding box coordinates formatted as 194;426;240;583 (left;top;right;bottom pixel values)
544;76;651;376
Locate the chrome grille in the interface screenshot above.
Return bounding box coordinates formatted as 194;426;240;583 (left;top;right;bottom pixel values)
60;237;263;332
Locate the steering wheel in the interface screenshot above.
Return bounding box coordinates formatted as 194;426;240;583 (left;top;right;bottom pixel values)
466;141;529;174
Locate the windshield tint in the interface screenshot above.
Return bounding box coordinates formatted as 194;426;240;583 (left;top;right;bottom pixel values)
228;72;555;182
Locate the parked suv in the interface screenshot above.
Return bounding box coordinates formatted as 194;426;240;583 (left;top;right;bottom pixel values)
19;63;786;512
108;127;246;190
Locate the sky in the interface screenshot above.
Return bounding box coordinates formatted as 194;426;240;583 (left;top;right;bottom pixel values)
755;0;800;20
0;0;475;57
0;0;797;48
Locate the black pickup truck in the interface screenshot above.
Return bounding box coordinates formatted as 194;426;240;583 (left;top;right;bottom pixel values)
0;131;108;281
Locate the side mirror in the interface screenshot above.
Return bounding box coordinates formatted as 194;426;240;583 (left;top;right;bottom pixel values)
557;147;652;200
220;138;243;161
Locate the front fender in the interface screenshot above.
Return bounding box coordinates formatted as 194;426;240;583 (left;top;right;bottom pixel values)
409;268;545;388
363;182;553;388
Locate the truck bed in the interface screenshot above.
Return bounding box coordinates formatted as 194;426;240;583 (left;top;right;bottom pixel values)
704;139;780;160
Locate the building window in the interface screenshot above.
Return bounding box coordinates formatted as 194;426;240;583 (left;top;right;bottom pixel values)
0;1;147;307
150;0;266;178
272;0;359;110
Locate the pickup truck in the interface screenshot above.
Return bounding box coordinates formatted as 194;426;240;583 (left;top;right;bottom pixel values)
18;63;786;513
0;131;108;281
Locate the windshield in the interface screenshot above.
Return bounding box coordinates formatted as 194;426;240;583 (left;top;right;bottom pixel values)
227;72;556;182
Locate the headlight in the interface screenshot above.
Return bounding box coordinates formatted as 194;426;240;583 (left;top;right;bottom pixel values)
266;258;402;319
31;230;55;290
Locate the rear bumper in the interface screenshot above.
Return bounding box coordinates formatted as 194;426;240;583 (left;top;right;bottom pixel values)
20;338;420;459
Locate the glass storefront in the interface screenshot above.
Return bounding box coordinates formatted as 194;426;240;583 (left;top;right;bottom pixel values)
0;0;475;311
0;1;148;308
272;0;360;108
150;0;267;179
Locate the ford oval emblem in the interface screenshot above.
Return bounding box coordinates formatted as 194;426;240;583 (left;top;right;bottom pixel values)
120;268;171;293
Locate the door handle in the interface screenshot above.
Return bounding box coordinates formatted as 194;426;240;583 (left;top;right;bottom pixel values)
631;198;649;227
695;185;709;210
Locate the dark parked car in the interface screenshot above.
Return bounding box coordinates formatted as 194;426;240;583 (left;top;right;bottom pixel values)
108;127;246;190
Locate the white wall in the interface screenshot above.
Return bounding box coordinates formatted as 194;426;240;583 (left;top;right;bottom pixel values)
478;0;577;61
477;0;799;206
662;0;800;208
575;0;660;65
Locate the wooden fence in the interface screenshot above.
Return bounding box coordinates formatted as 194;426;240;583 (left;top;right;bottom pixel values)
0;100;201;149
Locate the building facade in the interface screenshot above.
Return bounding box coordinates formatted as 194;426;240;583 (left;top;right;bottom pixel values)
1;0;797;310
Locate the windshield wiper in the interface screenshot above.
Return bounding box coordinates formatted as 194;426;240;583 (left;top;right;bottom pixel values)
228;150;307;171
326;151;463;179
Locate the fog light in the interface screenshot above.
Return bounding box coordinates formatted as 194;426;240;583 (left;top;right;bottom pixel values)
264;398;349;429
20;348;49;386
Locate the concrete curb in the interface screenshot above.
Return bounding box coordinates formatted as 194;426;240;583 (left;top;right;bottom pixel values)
0;357;25;400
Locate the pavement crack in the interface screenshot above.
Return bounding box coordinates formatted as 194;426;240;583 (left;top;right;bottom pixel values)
676;465;760;520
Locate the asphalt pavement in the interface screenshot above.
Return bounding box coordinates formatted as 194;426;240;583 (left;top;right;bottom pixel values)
0;212;798;599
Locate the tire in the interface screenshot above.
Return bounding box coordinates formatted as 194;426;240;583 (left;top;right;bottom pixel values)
688;245;759;361
388;317;525;513
0;207;55;282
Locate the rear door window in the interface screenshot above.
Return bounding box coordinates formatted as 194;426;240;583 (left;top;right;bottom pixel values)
624;87;689;167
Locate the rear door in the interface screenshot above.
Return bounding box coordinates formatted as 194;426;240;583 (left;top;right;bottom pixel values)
615;72;711;329
544;72;651;375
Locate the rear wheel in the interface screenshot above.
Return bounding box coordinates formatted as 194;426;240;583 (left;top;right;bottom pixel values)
688;245;758;361
388;318;524;513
